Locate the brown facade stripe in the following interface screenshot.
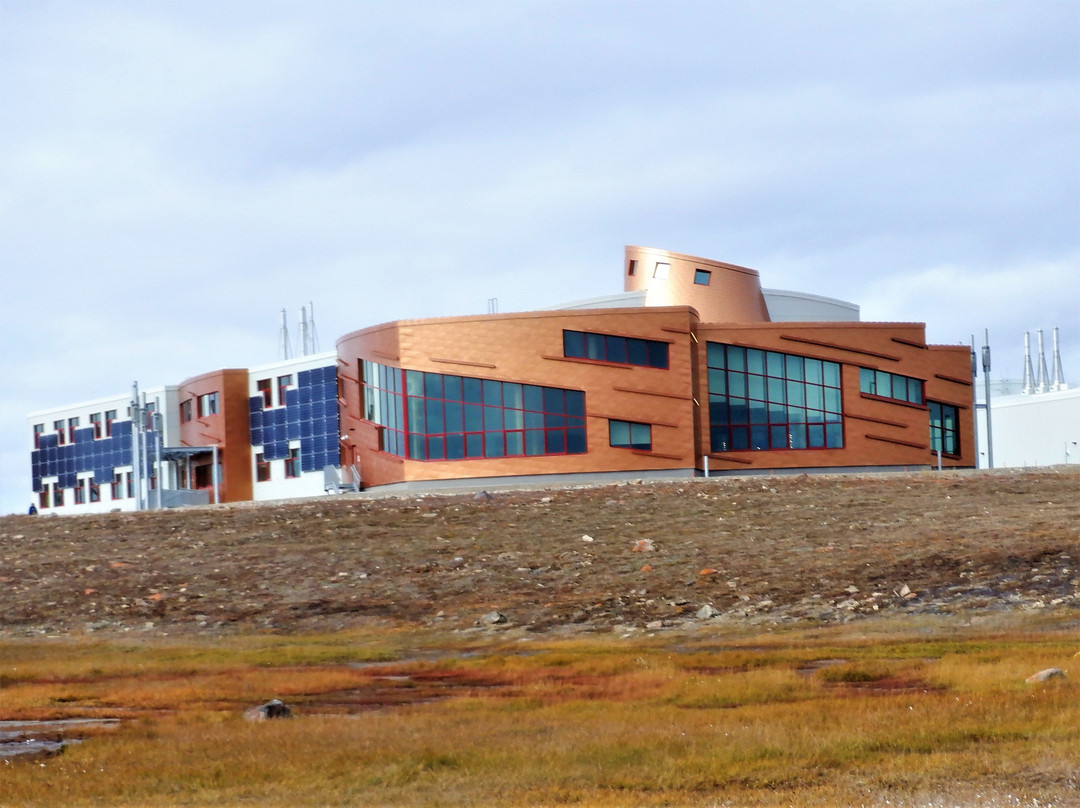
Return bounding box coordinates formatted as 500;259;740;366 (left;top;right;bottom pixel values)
612;386;694;401
706;454;755;465
934;373;973;387
430;357;498;369
845;412;909;428
780;334;902;362
632;450;685;460
660;326;692;335
891;337;928;349
860;393;929;411
337;373;359;383
541;354;634;369
590;413;680;428
866;433;928;450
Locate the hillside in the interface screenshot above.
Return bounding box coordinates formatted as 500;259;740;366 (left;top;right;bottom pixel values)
2;468;1078;638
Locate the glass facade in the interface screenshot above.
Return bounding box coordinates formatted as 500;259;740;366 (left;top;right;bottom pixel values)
929;401;960;456
859;367;924;405
609;420;651;451
361;361;587;461
707;343;844;452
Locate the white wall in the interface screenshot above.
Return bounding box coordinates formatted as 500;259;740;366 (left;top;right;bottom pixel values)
975;387;1080;468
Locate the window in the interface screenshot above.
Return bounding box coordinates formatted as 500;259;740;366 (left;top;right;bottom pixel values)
929;402;960;456
285;447;300;478
197;392;219;417
89;412;102;438
627;260;637;276
563;330;669;369
257;378;272;407
694;269;712;286
180;399;193;423
74;479;86;505
53;484;64;507
256;452;271;482
54;420;66;445
361;361;587;461
105;410;117;436
89;481;100;503
112;473;124;499
68;417;79;443
39;488;49;509
609;420;652;451
277;375;293;407
653;262;670;279
707;342;844;452
859;368;924;405
33;423;43;449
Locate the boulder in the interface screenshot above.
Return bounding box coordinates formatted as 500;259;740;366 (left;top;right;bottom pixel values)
478;610;508;626
1025;668;1066;684
244;699;293;721
696;605;720;620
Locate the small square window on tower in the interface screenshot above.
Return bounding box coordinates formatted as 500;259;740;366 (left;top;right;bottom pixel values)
653;262;670;279
694;269;712;285
627;260;637;276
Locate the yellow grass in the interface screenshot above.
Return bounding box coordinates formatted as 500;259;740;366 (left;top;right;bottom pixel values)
1;625;1078;807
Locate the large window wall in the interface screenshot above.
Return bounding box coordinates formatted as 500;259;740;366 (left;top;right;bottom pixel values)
361;361;587;461
707;343;844;452
928;401;960;456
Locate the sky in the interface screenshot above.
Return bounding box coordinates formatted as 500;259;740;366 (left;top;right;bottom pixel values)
1;0;1077;515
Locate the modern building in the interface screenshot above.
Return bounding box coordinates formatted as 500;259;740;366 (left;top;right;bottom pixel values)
27;246;977;513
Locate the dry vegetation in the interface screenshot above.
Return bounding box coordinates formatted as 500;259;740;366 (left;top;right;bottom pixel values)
1;467;1079;806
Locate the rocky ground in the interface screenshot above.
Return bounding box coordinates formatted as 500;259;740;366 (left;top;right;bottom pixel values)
1;467;1078;638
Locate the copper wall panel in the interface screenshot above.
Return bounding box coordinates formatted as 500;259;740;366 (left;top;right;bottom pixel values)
176;368;253;503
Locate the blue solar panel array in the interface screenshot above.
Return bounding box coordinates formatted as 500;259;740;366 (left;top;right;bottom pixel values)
249;364;340;473
30;421;152;493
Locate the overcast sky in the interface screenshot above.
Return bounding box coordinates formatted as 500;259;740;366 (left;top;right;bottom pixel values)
1;0;1077;514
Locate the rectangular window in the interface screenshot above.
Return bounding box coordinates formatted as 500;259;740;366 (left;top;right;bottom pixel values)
74;479;86;505
89;481;100;503
277;375;293;407
68;417;79;444
105;410;117;436
257;378;273;407
197;392;219;417
694;269;712;285
563;330;669;369
859;367;924;405
929;401;960;456
180;399;193;423
627;260;637;276
89;412;103;438
112;473;124;499
33;423;44;449
609;420;652;451
707;342;844;453
654;262;670;279
256;452;271;482
39;488;49;509
54;419;66;445
52;484;64;507
285;447;300;478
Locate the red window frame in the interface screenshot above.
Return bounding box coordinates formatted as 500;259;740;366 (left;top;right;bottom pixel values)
105;409;117;437
284;447;300;478
68;417;79;443
54;420;66;445
33;423;44;449
257;379;273;407
256;452;271;482
277;375;293;407
111;473;124;499
89;412;102;438
74;479;86;505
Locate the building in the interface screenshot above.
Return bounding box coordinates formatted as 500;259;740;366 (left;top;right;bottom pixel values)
27;246;976;513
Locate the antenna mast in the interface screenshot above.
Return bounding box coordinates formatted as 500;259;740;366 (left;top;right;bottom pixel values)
1051;326;1067;391
1022;332;1035;394
1036;329;1050;393
278;308;292;360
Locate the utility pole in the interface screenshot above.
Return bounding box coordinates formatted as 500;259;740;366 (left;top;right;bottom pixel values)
982;329;994;469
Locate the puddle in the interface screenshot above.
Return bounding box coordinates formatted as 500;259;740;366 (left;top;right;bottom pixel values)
0;718;121;761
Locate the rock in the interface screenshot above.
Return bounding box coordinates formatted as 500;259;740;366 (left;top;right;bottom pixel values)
1025;668;1067;683
696;605;720;620
581;534;594;542
474;491;494;501
244;699;293;721
478;610;508;626
632;539;655;552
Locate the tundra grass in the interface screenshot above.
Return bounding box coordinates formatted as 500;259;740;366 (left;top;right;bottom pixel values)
1;626;1078;807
